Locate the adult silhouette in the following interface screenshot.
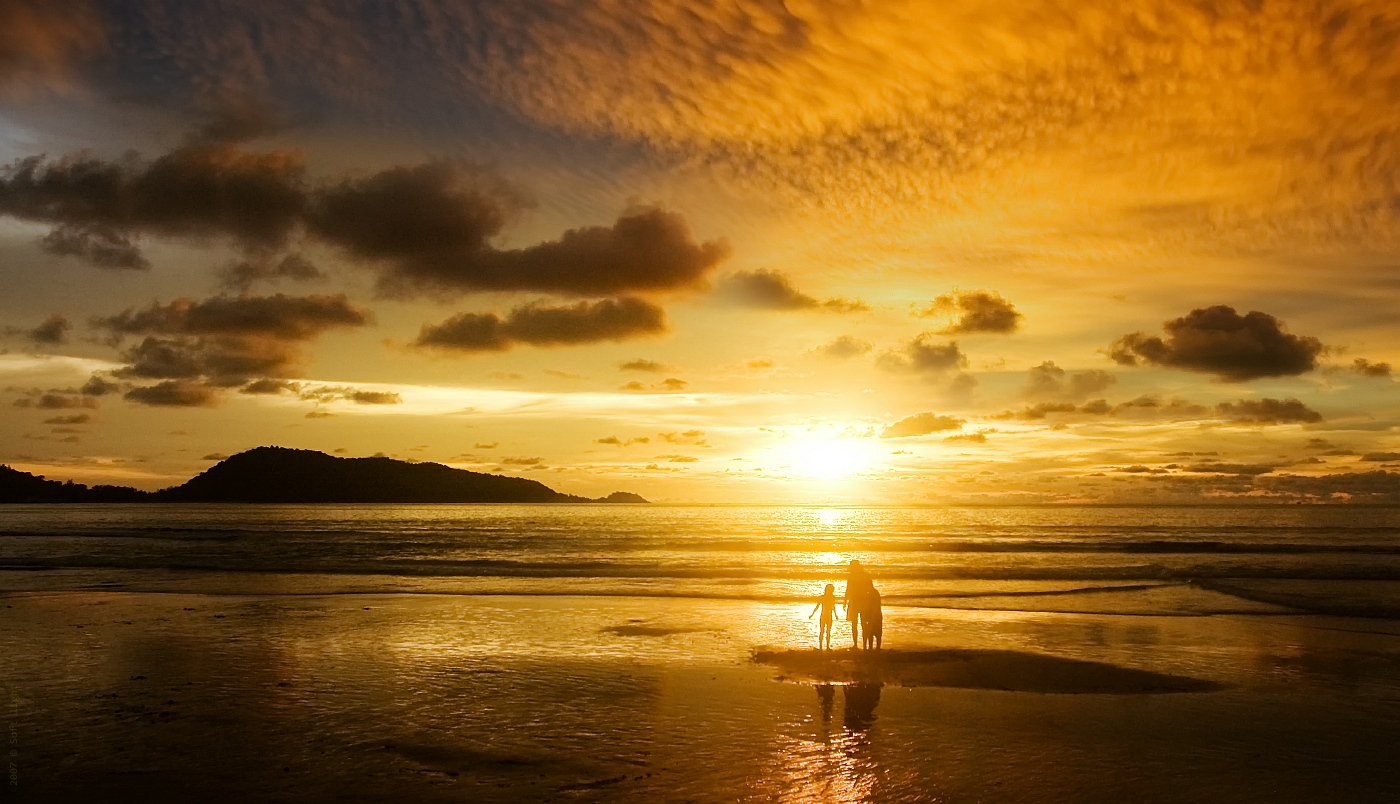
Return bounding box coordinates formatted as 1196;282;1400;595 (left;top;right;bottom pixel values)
844;560;875;648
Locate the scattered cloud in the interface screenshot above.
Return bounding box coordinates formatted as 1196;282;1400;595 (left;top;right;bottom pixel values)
1215;397;1322;424
920;291;1021;334
715;269;865;312
220;253;321;291
1352;358;1393;378
877;334;966;376
124;380;219;407
881;412;964;438
415;297;665;352
1022;361;1115;401
817;335;872;359
1109;306;1323;381
619;358;667;372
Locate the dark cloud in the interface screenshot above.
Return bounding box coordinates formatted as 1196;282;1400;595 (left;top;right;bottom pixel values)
240;378;297;394
993;395;1209;421
1216;397;1322;424
1109;306;1323;381
220;253;321;291
12;392;98;410
123;380;218;407
100;293;369;339
80;375;119;396
43;414;90;425
1183;463;1277;476
945;432;988;444
1257;471;1400;502
1361;452;1400;462
921;290;1022;334
415;297;665;352
881;412;964;438
1022;361;1115;400
1352;358;1392;377
715;269;865;312
0;142;308;261
297;385;401;405
25;314;70;344
41;225;149;269
619;358;667;372
877;334;967;375
2;139;725;297
817;335;872;359
98;293;369;404
313;164;727;296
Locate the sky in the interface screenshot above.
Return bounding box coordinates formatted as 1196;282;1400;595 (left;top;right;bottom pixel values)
2;0;1400;503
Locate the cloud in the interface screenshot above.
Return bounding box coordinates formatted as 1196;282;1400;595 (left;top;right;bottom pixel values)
240;378;297;394
2;143;726;297
817;335;872;359
1352;358;1393;378
1022;361;1115;400
40;225;149;270
1109;306;1324;381
0;0;105;96
415;297;665;352
12;391;98;410
43;414;90;425
98;293;369;404
297;385;402;405
715;269;865;312
1362;452;1400;462
313;164;728;296
659;430;706;445
921;291;1022;334
100;293;368;340
25;314;70;344
1257;471;1400;502
881;412;964;438
877;334;967;375
220;253;321;291
123;380;218;407
619;358;667;372
0;143;308;262
1215;398;1322;424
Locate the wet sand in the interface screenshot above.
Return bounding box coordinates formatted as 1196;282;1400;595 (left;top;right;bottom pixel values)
4;591;1400;802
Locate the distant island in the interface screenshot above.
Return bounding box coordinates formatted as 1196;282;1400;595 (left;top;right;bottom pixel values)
0;447;649;504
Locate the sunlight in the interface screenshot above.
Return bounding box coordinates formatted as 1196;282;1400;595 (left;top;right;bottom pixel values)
764;430;879;482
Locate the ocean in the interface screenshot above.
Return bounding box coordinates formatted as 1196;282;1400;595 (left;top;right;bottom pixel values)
4;504;1400;801
4;503;1400;614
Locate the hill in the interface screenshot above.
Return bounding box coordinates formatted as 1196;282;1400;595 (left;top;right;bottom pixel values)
0;465;151;503
1;447;648;504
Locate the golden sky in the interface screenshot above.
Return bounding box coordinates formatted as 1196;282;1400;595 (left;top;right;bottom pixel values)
3;0;1400;503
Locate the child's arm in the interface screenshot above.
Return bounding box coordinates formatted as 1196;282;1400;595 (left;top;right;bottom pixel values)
809;602;821;619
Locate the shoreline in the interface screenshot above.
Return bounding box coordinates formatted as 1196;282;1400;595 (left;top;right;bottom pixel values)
5;590;1400;801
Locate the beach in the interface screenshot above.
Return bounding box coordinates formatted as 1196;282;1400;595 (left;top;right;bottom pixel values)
6;586;1400;802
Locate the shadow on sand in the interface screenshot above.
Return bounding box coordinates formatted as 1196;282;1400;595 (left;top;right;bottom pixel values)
753;648;1223;694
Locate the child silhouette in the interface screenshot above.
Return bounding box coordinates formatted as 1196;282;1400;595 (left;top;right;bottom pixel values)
809;583;838;650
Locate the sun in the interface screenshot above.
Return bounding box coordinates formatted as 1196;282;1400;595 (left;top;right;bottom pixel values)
766;429;878;482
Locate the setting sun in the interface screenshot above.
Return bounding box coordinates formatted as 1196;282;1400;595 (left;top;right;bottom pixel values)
763;430;880;482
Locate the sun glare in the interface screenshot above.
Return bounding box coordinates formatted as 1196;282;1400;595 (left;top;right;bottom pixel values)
766;431;878;482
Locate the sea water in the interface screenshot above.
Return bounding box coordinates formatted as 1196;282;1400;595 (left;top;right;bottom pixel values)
3;503;1400;614
4;504;1400;801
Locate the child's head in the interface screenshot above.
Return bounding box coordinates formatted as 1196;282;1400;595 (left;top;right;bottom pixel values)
824;583;834;595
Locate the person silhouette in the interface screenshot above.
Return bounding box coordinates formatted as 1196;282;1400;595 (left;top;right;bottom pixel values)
861;585;883;650
809;583;838;649
844;560;874;649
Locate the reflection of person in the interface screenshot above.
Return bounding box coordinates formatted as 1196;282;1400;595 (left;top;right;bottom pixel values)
861;586;883;650
809;583;838;649
843;683;881;731
844;560;874;648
